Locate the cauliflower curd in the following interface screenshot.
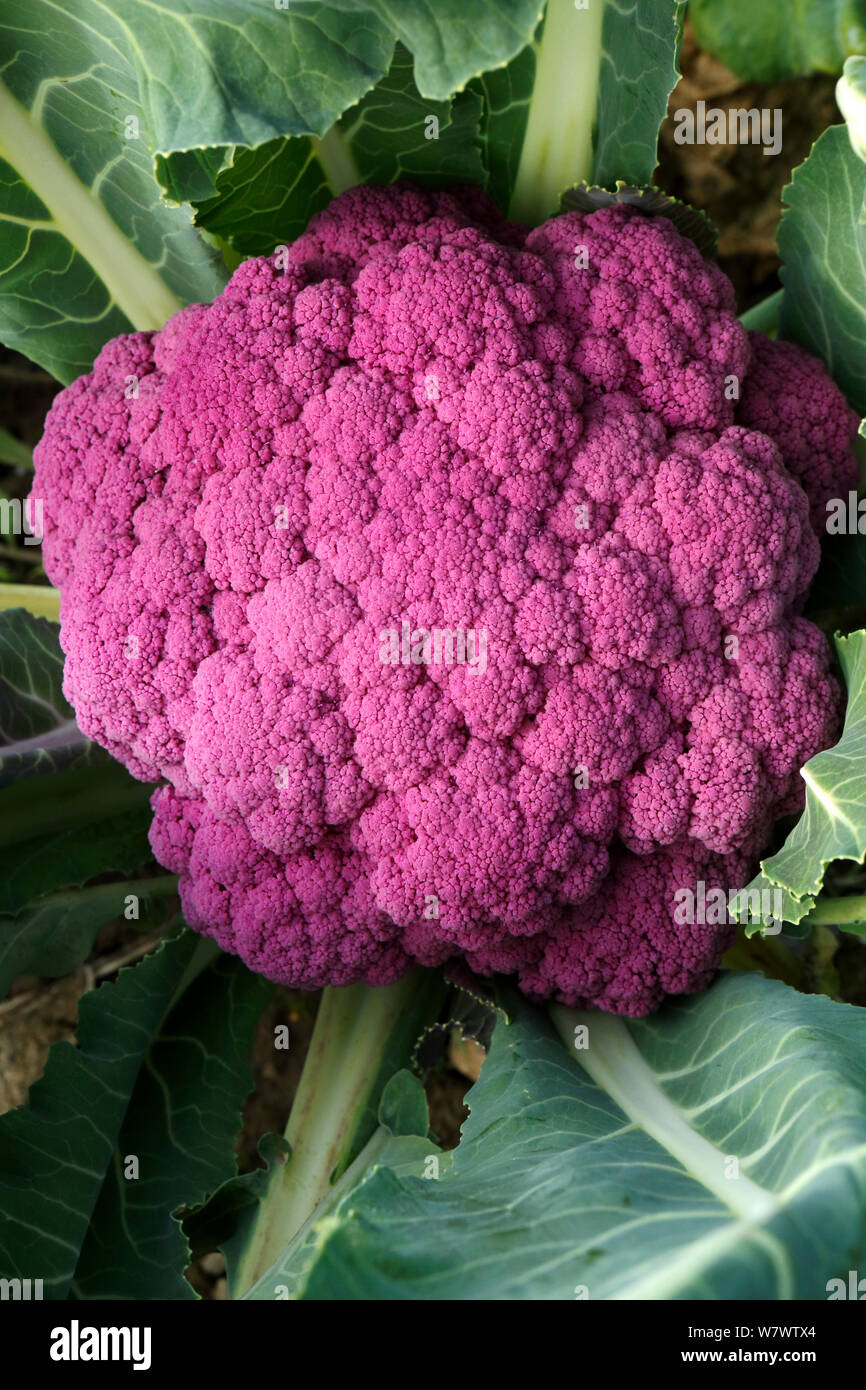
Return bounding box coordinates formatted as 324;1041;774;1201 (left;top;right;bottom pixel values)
33;184;859;1014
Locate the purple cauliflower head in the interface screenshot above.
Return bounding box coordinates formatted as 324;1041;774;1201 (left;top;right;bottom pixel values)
33;183;859;1015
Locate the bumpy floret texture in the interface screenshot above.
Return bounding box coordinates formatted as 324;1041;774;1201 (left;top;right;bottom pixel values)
34;184;859;1014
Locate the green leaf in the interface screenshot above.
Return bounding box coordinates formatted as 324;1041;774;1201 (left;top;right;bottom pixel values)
328;0;545;102
0;927;206;1297
0;618;159;903
732;871;817;931
778;124;866;416
0;760;154;855
0;802;156;914
157;146;230;208
593;0;685;189
127;1;393;166
148;1;397;215
70;950;270;1299
468;47;536;212
806;427;866;617
837;55;866;164
734;630;866;930
184;1132;290;1276
258;975;866;1300
187;139;332;259
152;0;545;220
0;875;178;1000
561;183;717;257
191;44;487;258
0;619;155;880
0;609;101;784
0;426;32;469
334;44;486;189
807;531;866;614
689;0;866;81
0;0;226;381
377;1068;431;1138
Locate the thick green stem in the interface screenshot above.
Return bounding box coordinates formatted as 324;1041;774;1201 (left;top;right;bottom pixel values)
0;80;183;331
721;926;808;990
0;583;60;621
803;894;866;929
241;1124;390;1299
739;287;783;336
233;971;438;1297
314;126;362;197
509;0;605;225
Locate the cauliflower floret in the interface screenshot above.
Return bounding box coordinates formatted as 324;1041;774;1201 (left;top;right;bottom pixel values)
34;184;857;1014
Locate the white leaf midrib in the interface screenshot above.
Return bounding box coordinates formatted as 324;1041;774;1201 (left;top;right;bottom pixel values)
0;78;181;332
801;765;859;836
555;1009;781;1226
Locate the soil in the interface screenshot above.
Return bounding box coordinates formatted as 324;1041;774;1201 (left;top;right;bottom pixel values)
655;25;840;307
